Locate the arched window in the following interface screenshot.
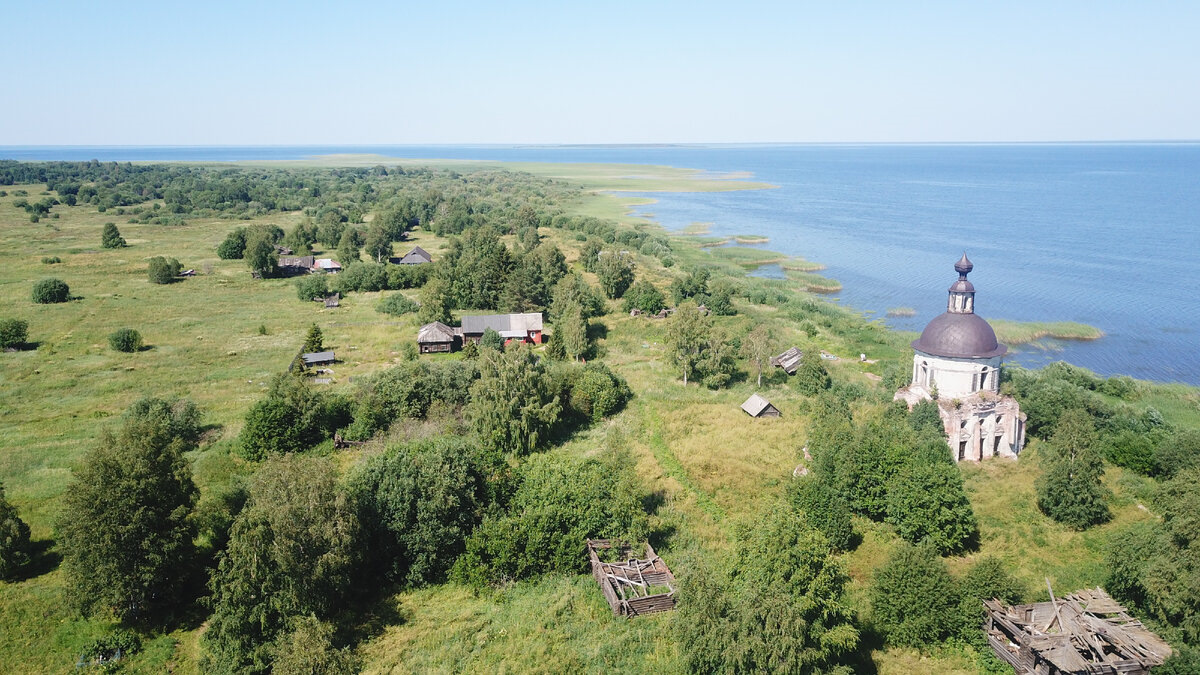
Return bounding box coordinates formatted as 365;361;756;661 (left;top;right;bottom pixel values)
980;367;989;392
920;361;929;387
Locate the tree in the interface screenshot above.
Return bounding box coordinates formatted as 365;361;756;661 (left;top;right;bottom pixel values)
101;222;127;248
567;363;632;423
467;345;561;459
442;228;513;309
789;475;854;551
376;292;419;316
679;507;859;673
335;227;361;264
31;278;69;304
295;273;328;301
57;400;199;622
1036;408;1111;529
621;278;666;314
416;275;453;325
146;256;181;284
217;229;246;259
795;350;832;395
0;482;32;580
245;233;278;278
363;223;392;263
960;556;1024;605
669;266;710;304
740;323;774;387
203;455;361;674
108;328;143;353
238;373;348;460
885;457;978;554
353;437;486;586
871;542;964;647
594;249;635;299
554;298;589;361
0;318;28;350
303;323;323;353
665;302;710;386
550;273;605;322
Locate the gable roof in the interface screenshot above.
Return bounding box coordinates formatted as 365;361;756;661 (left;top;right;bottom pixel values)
314;258;342;271
741;393;778;417
395;246;432;264
461;313;543;336
301;351;336;365
417;321;456;343
278;255;314;268
771;347;803;374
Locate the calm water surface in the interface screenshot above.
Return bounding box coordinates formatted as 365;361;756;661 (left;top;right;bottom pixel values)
4;144;1198;383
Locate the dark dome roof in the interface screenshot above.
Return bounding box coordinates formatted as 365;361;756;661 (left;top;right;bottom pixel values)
912;312;1007;359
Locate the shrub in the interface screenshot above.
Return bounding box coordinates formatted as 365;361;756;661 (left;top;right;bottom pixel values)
216;229;246;259
147;256;182;284
108;328;143;353
376;292;419;316
269;616;360;675
238;374;350;460
41;256;61;264
567;363;632;423
31;278;70;304
295;274;328;301
621;278;665;314
885;457;978;554
1036;409;1111;529
101;222;127;248
79;629;141;667
0;482;32;579
0;318;29;350
453;448;647;586
795;350;832;395
872;542;964;647
789;475;854;551
960;556;1024;605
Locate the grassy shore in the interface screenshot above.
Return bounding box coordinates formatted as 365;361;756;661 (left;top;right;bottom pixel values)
990;320;1105;344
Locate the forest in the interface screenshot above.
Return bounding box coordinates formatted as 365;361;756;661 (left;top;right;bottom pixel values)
0;159;1198;673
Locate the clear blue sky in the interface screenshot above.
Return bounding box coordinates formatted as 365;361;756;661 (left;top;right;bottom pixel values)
4;1;1198;144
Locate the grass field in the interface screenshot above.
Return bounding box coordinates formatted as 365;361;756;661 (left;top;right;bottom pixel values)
0;170;1196;673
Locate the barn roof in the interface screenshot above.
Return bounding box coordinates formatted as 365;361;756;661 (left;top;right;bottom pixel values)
417;321;456;343
771;347;803;374
741;394;777;417
278;255;314;269
301;351;335;365
461;313;543;335
314;258;342;271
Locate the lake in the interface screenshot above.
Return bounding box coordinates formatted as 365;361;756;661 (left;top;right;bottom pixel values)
4;143;1198;384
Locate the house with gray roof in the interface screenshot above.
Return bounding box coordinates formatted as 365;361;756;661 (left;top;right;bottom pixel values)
461;313;544;345
393;246;432;265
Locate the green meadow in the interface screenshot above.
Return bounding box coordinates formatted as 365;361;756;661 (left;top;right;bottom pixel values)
0;164;1195;673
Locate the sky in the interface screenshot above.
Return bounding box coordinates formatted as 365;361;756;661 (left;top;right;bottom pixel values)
2;1;1198;145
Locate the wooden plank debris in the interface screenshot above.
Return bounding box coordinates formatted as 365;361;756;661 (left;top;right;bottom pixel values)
587;539;677;617
984;585;1172;675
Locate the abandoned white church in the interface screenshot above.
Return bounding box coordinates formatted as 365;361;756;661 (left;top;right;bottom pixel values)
895;254;1026;462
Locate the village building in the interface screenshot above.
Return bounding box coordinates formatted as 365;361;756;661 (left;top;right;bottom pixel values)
416;321;459;353
461;313;544;345
392;246;432;265
300;350;336;367
894;255;1025;462
770;347;803;375
741;393;781;418
313;258;342;273
277;255;314;275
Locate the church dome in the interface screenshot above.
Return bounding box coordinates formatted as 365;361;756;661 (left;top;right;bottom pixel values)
912;254;1008;359
912;312;1007;359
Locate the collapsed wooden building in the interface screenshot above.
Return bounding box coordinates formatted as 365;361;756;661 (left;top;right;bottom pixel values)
770;346;803;375
984;587;1171;675
586;539;677;617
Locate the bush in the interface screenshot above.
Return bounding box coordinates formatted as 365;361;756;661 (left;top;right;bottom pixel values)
621;279;666;314
79;629;141;667
0;318;29;350
238;374;350;460
795;350;832;395
31;278;69;304
885;456;978;554
295;274;328;301
872;542;964;647
376;292;419;316
41;256;61;264
147;256;182;284
0;482;32;580
1036;409;1111;529
453;448;647;586
789;475;854;551
216;229;247;259
108;328;143;353
101;222;127;248
566;363;632;423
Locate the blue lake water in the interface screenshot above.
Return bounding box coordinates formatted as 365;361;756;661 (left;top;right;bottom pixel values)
4;143;1198;384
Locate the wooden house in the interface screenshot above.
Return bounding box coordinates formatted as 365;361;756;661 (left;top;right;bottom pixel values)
277;255;314;275
984;587;1171;675
771;347;803;375
300;351;336;367
461;313;543;345
741;393;781;417
393;246;432;265
313;258;342;273
417;321;458;353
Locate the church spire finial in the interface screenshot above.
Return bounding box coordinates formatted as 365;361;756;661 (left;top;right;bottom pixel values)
954;253;973;278
947;253;976;314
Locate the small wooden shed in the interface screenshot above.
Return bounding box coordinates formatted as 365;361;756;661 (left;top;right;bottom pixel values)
770;347;803;375
742;393;781;418
417;321;457;353
300;351;336;367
